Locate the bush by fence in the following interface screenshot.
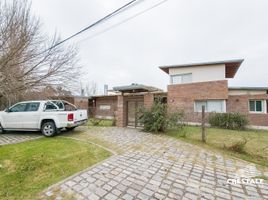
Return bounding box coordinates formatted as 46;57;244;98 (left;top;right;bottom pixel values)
138;101;184;133
208;112;248;130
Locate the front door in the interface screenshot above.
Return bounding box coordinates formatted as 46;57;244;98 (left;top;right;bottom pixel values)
127;100;143;127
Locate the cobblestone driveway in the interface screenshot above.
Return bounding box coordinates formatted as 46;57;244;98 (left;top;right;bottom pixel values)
41;127;268;200
0;132;42;145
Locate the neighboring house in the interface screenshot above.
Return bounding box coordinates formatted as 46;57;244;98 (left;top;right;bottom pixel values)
88;59;268;128
160;59;268;127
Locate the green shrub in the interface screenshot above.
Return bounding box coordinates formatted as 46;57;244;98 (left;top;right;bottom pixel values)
138;101;184;133
209;112;248;130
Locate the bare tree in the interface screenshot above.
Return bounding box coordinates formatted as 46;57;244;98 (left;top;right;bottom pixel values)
0;0;81;108
85;81;98;96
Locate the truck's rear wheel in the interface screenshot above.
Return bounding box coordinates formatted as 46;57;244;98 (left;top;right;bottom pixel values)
41;121;56;137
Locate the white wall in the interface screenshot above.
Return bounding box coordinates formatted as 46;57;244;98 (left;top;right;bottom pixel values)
228;90;267;95
169;64;226;84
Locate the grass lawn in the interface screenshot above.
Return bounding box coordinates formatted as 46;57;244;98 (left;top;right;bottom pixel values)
87;118;114;127
167;126;268;168
0;137;111;200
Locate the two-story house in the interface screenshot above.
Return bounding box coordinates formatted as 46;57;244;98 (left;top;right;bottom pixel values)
88;59;268;128
160;59;268;127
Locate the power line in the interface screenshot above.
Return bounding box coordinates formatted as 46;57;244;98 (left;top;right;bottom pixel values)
77;0;169;44
10;0;144;67
46;0;144;51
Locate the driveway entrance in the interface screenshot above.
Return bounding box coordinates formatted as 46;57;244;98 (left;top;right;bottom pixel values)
41;127;268;200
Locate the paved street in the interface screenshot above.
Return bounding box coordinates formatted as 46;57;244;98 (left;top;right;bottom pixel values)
0;132;42;146
41;127;268;199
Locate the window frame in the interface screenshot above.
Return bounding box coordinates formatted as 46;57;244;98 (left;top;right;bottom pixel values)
9;103;27;113
43;101;59;111
25;102;40;112
51;101;64;111
194;100;226;113
170;73;192;85
249;100;266;114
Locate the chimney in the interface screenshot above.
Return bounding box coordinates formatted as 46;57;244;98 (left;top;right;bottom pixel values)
104;84;108;95
81;88;85;96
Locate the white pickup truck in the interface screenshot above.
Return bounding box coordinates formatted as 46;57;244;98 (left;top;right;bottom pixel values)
0;100;88;137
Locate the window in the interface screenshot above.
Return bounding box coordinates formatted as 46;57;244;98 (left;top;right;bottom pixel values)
249;100;265;113
99;105;111;110
44;102;58;111
25;103;40;112
171;73;192;84
9;103;27;112
195;101;207;112
51;101;64;110
195;100;225;113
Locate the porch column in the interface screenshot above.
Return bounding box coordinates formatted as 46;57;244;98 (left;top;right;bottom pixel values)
116;95;126;127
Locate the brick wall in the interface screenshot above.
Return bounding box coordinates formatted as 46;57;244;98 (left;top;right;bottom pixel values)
74;97;89;110
167;80;228;123
144;93;154;109
116;95;126;127
227;94;268;126
93;96;118;119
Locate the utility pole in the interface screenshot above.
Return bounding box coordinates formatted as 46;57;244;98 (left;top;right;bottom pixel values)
201;105;206;143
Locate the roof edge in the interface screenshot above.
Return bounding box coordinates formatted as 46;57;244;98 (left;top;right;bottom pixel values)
229;86;268;90
159;59;244;74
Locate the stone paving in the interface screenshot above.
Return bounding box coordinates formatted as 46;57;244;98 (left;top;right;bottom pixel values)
0;132;42;145
41;127;268;200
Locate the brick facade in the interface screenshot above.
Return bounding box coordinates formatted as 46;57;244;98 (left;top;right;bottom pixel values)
92;94;146;127
144;93;154;109
116;95;126;127
73;97;89;110
167;80;228;123
227;94;268;126
92;96;118;119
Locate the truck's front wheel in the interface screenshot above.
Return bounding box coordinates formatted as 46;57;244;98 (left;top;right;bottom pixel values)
0;124;5;134
41;121;56;137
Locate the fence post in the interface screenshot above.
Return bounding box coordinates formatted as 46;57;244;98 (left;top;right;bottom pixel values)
201;105;206;143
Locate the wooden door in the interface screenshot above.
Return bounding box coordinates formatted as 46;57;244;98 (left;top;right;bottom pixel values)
127;100;144;127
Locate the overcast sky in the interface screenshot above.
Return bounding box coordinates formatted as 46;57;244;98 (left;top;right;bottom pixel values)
29;0;268;93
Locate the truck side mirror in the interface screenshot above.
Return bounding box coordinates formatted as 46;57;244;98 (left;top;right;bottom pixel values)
5;108;10;113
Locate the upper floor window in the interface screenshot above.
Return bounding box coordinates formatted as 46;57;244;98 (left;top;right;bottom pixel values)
171;73;192;84
249;100;266;113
